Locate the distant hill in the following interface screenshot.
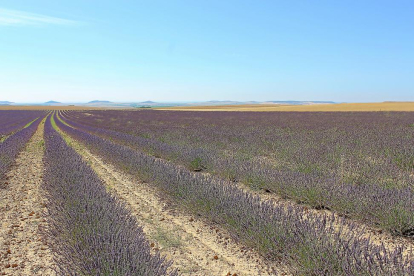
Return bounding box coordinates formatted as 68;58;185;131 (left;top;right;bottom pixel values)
1;100;337;108
85;101;172;108
85;100;119;107
44;101;62;105
88;100;113;104
80;100;337;108
189;101;259;106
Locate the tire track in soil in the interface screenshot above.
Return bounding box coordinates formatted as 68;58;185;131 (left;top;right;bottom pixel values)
0;119;54;275
59;129;288;276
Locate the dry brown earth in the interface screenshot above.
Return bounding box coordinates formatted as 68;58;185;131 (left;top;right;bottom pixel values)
0;119;54;275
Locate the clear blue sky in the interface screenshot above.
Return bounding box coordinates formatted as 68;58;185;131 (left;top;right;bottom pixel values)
1;1;413;103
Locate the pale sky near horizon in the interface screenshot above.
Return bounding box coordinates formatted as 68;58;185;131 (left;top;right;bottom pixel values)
0;1;413;103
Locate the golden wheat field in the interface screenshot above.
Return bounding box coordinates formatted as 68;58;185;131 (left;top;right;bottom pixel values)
157;102;414;112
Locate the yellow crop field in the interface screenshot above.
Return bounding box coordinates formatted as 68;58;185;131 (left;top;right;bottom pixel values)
157;102;414;112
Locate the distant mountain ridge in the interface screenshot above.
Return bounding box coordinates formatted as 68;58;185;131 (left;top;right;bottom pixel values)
88;100;113;104
1;100;338;108
44;101;62;106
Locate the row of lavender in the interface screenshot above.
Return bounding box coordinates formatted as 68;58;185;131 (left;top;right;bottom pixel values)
60;111;414;236
54;113;414;275
0;110;46;137
43;115;175;275
0;116;42;180
61;110;414;183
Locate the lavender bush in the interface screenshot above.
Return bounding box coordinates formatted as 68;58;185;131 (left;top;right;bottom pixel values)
43;115;176;276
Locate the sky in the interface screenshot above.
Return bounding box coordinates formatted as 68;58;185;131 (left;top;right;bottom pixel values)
0;1;413;103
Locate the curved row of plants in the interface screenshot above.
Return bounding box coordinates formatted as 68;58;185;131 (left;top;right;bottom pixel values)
0;116;42;179
43;115;176;276
60;111;414;236
55;113;414;275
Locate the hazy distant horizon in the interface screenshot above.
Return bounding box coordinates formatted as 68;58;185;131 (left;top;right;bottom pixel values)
2;99;338;104
5;99;414;106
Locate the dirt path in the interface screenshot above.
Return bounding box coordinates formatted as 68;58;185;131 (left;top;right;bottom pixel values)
0;119;54;275
59;129;286;275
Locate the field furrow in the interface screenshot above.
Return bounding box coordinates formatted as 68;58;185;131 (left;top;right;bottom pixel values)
43;115;175;275
0;118;54;275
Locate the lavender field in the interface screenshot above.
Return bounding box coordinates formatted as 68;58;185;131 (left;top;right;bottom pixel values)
1;109;414;275
3;0;412;274
62;110;414;236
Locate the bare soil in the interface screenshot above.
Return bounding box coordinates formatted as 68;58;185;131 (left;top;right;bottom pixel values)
0;119;54;275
